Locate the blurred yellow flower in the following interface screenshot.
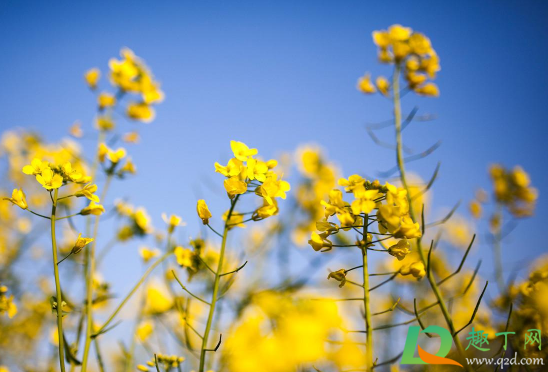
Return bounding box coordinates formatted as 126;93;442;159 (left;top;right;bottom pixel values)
162;213;185;234
97;92;116;109
80;201;105;216
84;68;100;89
357;73;376;94
139;247;160;263
174;246;193;268
127;102;155;123
376;76;390;96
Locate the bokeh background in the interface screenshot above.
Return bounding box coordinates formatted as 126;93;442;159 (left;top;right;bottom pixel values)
1;0;547;360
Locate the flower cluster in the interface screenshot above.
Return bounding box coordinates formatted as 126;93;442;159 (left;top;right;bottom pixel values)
357;24;440;97
0;285;17;319
85;48;164;127
210;140;290;223
309;175;420;257
137;354;185;372
488;164;537;217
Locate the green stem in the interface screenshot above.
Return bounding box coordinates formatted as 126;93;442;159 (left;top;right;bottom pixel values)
81;174;112;371
492;205;505;293
392;64;472;371
199;195;239;372
50;188;66;372
125;272;147;372
362;214;373;370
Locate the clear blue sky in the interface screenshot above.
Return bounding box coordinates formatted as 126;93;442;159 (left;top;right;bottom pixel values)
1;0;547;346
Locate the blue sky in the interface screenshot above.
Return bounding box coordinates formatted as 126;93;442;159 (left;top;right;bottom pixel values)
1;0;547;351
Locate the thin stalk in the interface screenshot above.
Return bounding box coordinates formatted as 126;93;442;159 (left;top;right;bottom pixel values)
199;195;239;372
125;276;147;372
51;188;66;372
492;205;505;293
362;214;373;369
94;250;172;336
393;64;472;371
81;174;113;371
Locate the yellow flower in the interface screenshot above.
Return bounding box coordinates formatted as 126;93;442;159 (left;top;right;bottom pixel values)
338;174;365;192
84;68;100;89
174;246;194;267
321;197;344;219
96;115;115;131
36;167;64;190
69;121;83;138
337;210;356;229
420;54;441;78
372;31;390;48
197;199;212;225
98;143;109;162
357;73;376;94
255;173;290;205
388;239;410;261
224;177;247;199
139;247;160;263
119;158;137;175
400;261;426;280
107;147;127;164
127;102;155;123
394;216;422;239
144;285;172;314
388;24;412;41
308;232;332;252
327;269;347;288
162;213;185;234
215;158;245;178
97;92;116;109
247;158;269;182
61;162;83;182
137;365;149;372
409;32;432;55
376;76;390;96
136;321;154;342
80;201;105;216
0;288;17;319
22;158;49;175
230;140;258;161
414;83;439;97
405;71;427;88
351;188;379;215
123;131;140;144
378;48;393;63
75;184;100;202
4;189;28;209
252;199;279;220
134;208;153;234
72;233;94;255
393;41;411;60
223;210;246;228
